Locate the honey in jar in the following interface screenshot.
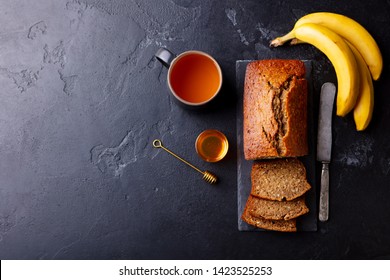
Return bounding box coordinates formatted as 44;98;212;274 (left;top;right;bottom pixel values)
195;130;228;162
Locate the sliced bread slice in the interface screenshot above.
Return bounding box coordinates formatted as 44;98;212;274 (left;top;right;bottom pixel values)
241;201;297;232
246;194;309;220
251;158;311;201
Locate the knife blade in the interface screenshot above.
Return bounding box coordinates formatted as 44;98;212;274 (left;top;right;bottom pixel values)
317;82;336;222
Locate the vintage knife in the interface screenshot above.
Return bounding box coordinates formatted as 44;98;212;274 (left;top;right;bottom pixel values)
317;82;336;222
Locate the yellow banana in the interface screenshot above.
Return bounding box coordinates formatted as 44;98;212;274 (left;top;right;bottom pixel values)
293;23;360;117
270;12;382;80
347;42;374;131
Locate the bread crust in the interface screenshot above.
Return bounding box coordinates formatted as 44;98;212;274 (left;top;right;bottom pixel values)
243;59;308;160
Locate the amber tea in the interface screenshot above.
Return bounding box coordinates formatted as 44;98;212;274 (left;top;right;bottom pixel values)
170;53;221;104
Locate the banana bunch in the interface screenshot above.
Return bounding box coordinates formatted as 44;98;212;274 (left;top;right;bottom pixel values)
270;12;382;131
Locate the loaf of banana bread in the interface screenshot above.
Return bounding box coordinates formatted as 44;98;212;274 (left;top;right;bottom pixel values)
243;59;308;160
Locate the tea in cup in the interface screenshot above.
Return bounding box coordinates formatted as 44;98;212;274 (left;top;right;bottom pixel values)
155;48;223;107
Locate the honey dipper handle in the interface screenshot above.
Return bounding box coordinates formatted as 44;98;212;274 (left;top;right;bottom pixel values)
152;139;203;174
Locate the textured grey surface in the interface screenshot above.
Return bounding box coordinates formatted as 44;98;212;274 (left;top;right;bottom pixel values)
1;0;390;259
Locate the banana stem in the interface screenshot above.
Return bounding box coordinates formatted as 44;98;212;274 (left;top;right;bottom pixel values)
269;30;296;47
290;38;306;45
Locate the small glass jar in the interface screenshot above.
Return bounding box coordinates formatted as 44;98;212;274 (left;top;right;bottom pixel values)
195;129;228;162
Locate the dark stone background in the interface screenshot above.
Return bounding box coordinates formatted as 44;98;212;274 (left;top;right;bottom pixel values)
0;0;389;259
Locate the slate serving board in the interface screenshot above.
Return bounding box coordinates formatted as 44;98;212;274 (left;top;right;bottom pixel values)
236;60;318;232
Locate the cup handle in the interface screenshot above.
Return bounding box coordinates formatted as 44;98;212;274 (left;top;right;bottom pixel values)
155;47;175;68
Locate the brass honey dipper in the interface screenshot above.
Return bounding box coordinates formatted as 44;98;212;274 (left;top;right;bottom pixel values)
152;139;218;184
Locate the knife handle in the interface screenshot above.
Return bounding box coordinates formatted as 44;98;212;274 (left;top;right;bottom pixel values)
319;162;329;222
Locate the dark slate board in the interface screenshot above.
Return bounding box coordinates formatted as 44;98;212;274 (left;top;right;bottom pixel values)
236;60;318;232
